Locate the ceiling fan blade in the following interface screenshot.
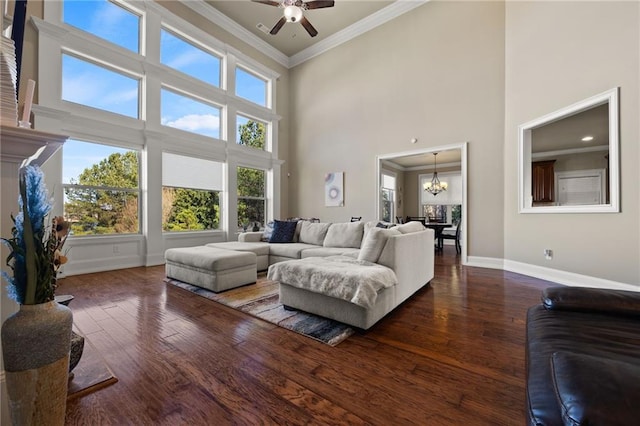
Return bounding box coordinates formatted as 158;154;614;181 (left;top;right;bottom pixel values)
304;0;335;10
270;17;287;35
300;16;318;37
252;0;281;7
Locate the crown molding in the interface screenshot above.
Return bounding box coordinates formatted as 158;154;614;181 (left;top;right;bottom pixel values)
289;0;428;67
188;0;428;69
183;0;290;68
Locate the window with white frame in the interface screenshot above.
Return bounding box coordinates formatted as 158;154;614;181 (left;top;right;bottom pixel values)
62;53;140;118
237;166;266;229
160;27;221;87
162;153;223;231
161;88;221;139
40;0;280;240
381;171;396;223
62;0;141;53
236;66;268;107
236;114;267;150
63;139;140;235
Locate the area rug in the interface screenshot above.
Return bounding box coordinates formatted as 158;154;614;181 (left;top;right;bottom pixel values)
165;277;355;346
67;330;118;400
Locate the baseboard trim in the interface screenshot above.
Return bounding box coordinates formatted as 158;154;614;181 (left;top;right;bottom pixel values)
466;256;504;270
64;257;145;277
503;259;639;291
145;254;166;267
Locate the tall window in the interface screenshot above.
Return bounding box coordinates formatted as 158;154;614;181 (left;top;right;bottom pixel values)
236;67;267;107
161;88;221;139
160;28;221;87
381;171;396;223
162;153;223;231
62;54;140;118
63;140;140;235
63;0;140;53
237;166;265;229
236;114;266;150
43;1;281;242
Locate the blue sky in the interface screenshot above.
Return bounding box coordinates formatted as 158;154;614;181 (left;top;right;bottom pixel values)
62;0;267;183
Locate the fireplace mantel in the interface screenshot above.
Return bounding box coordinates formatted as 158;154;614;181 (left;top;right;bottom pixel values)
1;124;68;165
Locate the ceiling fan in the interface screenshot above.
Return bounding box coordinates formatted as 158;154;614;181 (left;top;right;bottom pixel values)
252;0;335;37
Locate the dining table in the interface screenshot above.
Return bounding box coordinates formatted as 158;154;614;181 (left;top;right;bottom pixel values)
423;222;453;251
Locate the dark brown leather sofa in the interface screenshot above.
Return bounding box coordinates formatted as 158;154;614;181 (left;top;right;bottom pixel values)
526;286;640;426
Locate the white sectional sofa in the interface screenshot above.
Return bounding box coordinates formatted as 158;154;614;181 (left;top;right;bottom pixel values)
166;220;434;329
239;220;434;329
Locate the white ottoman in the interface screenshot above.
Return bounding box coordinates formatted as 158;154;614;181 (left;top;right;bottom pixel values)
165;246;257;292
205;242;270;271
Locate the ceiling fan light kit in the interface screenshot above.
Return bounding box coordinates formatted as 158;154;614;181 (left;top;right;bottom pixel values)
284;5;303;22
252;0;335;37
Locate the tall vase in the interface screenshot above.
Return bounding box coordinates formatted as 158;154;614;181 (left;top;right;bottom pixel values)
1;301;73;426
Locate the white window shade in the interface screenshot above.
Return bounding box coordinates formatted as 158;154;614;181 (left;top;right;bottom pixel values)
420;171;462;205
556;169;605;206
382;172;396;190
162;152;223;191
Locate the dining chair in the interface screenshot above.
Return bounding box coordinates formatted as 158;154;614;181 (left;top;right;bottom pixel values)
439;221;461;254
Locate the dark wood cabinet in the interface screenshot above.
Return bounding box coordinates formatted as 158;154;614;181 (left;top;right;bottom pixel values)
532;160;555;204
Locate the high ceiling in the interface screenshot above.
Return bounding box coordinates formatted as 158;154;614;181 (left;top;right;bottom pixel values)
205;1;402;58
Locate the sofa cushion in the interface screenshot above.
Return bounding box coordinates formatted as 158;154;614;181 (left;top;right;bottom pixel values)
396;221;425;234
551;351;640;426
358;227;401;263
269;220;297;243
268;243;318;259
301;247;360;258
323;222;364;248
293;220;304;242
165;246;255;271
299;221;331;245
206;242;270;256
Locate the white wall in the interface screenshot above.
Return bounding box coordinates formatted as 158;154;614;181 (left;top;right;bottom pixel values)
503;1;640;285
289;1;506;259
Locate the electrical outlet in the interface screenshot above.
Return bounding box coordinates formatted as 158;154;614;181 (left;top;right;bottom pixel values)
113;245;119;254
544;249;553;260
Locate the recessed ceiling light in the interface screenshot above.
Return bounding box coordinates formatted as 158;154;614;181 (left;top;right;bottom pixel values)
581;135;594;142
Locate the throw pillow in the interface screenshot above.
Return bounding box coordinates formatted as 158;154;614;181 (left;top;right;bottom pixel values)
299;221;331;245
269;220;297;243
261;221;274;242
323;222;364;248
358;227;401;263
292;220;304;242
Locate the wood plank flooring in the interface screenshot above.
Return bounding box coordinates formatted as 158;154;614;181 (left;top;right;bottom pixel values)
61;247;556;425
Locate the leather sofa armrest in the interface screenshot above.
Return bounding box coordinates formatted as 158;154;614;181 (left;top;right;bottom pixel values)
551;352;640;426
543;286;640;317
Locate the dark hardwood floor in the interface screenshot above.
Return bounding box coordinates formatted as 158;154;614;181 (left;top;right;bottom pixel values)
62;246;556;425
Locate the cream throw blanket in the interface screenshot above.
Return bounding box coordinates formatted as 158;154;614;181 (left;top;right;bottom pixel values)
267;256;397;309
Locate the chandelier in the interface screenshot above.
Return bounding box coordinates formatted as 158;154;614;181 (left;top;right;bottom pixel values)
423;152;448;196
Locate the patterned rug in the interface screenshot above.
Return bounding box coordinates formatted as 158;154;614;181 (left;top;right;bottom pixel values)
165;276;355;346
